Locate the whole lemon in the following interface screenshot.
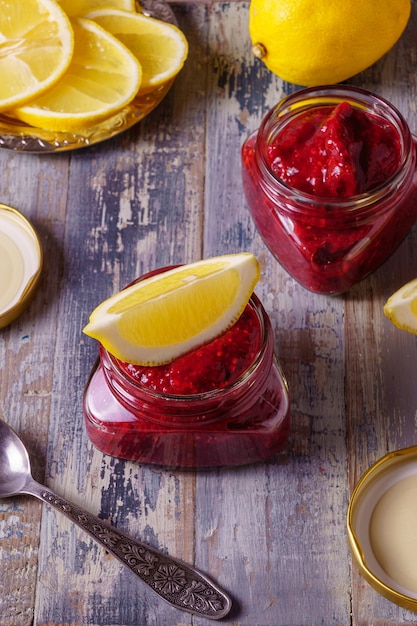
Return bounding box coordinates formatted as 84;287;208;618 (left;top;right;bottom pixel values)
249;0;411;86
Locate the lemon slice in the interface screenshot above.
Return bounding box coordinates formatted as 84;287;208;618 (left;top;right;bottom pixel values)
12;17;142;132
83;253;261;365
56;0;136;16
384;278;417;334
0;0;74;112
84;8;188;93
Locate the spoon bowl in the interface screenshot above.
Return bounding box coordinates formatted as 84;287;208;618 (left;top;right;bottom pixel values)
0;420;31;496
0;417;232;620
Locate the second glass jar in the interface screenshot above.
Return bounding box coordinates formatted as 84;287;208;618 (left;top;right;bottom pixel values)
242;85;417;294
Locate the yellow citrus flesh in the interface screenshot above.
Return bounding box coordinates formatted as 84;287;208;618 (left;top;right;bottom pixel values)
249;0;411;86
83;253;261;365
384;279;417;334
84;8;188;93
12;18;142;132
0;0;74;112
56;0;136;16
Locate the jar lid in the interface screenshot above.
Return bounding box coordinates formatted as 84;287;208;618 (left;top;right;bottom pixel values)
0;204;42;329
347;446;417;612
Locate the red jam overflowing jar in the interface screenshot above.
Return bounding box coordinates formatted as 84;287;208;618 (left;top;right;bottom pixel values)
83;275;290;468
242;86;417;294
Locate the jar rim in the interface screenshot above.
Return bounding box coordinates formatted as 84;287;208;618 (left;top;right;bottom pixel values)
103;292;273;403
255;84;413;208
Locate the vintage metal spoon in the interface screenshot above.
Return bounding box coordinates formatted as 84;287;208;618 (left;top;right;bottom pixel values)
0;417;232;620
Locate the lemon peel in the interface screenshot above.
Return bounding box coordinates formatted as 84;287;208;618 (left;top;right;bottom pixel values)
83;253;261;365
56;0;136;16
249;0;411;86
384;278;417;334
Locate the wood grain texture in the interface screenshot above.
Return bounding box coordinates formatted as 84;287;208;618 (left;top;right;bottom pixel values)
1;1;417;625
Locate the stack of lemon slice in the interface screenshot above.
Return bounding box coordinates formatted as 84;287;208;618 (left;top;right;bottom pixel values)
0;0;188;132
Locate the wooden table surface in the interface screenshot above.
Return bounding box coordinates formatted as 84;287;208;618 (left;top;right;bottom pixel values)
2;2;417;625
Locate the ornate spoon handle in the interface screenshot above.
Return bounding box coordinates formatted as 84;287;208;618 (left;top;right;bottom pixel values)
25;477;232;620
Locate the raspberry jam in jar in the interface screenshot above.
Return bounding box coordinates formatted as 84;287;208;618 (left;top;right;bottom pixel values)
83;287;290;469
242;86;417;294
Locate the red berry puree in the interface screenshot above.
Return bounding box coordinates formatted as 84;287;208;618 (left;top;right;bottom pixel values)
121;306;260;395
242;98;417;293
83;297;290;467
267;102;400;197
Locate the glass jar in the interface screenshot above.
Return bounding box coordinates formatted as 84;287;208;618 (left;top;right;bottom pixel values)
242;86;417;294
83;291;290;469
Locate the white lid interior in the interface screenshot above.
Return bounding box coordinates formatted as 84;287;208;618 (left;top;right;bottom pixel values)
352;454;417;599
0;208;41;315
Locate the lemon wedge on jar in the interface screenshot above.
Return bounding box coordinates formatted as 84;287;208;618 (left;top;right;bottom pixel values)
12;17;142;132
384;278;417;333
0;0;74;112
83;253;261;365
84;8;189;93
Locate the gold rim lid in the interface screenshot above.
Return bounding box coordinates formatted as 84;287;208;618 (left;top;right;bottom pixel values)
347;446;417;612
0;204;42;328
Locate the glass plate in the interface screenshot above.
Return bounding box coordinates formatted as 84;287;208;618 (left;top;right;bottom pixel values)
0;0;178;153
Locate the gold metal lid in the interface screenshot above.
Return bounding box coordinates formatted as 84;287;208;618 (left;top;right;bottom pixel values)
347;446;417;612
0;203;42;329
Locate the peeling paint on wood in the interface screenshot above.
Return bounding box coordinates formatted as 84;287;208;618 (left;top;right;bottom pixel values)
2;2;417;625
